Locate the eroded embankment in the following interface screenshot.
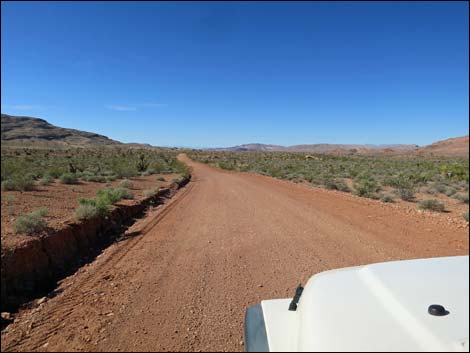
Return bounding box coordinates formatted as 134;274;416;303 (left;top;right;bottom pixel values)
0;175;191;313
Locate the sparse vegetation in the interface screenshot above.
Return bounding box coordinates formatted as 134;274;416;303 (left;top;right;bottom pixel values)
394;187;415;201
75;186;134;220
1;146;188;186
39;175;53;185
4;194;15;205
324;178;350;192
455;193;469;204
60;172;78;184
119;179;134;189
463;212;469;222
157;176;166;181
74;203;101;220
380;194;394;203
1;176;35;191
14;208;48;234
418;199;445;212
353;177;380;198
189;151;469;206
143;187;160;198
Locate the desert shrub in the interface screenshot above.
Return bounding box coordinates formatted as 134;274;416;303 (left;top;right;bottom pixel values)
105;175;117;182
45;169;62;179
1;176;36;191
97;187;133;204
60;172;78;184
77;197;110;217
418;199;445;212
424;187;438;195
445;187;457;197
435;184;447;194
74;203;100;220
142;187;160;198
455;193;469;204
381;195;394;203
353;177;379;198
463;212;469;222
14;208;48;234
394;187;415;201
119;179;134;189
4;194;15;205
157;176;166;181
1;180;16;191
75;186;133;220
39;175;53;186
324;178;350;192
84;175;106;183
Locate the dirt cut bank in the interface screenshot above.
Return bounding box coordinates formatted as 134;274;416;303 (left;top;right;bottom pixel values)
1;175;191;313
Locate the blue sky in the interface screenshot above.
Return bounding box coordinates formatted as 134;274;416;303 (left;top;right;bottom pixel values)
1;1;468;147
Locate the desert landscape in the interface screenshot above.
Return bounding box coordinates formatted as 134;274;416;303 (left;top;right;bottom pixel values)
0;114;468;351
2;2;468;351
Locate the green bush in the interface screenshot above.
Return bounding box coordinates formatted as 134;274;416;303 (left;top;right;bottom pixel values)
394;187;415;201
60;173;78;184
455;193;469;204
381;195;394;203
353;177;379;198
1;176;36;191
39;175;53;186
74;203;100;220
119;179;134;189
142;187;160;198
324;178;350;192
97;187;133;204
83;175;106;183
1;180;16;191
105;175;117;182
445;187;457;197
78;197;110;217
418;199;445;212
463;212;469;222
157;176;166;182
14;208;48;234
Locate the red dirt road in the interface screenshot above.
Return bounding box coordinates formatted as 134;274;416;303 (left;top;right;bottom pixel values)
2;155;468;352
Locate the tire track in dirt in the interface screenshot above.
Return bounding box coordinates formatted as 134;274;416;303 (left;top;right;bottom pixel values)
1;154;468;352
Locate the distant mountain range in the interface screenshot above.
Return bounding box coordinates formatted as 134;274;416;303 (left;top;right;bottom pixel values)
1;114;468;156
208;138;469;157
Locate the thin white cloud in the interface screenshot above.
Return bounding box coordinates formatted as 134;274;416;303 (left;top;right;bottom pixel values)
105;105;137;111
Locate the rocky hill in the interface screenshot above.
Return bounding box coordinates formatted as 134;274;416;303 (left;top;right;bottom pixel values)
1;114;121;148
417;135;469;157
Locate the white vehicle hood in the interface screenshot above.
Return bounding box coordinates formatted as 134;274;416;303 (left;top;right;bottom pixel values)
296;256;469;351
261;256;469;352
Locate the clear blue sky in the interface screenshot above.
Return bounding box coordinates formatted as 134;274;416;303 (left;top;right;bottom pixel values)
1;1;468;147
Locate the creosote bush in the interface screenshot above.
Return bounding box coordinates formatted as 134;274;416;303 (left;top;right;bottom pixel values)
119;179;134;189
60;172;78;184
143;187;160;198
1;176;35;191
381;195;394;203
14;208;48;234
75;186;133;220
418;199;445;212
394;187;415;201
455;193;469;204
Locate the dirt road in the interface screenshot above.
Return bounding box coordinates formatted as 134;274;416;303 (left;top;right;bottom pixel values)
2;155;468;352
